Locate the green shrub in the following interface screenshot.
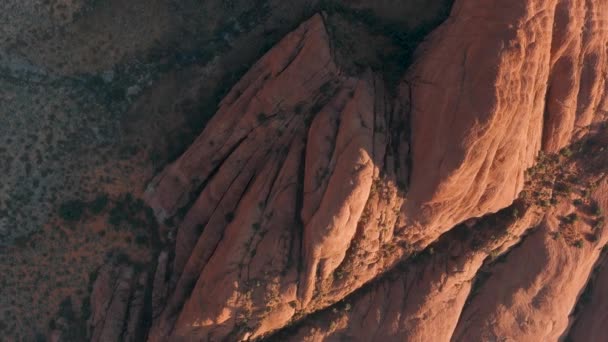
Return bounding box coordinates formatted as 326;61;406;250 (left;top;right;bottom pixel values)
88;194;109;214
560;147;573;158
555;182;572;194
564;213;579;224
594;217;605;230
512;208;520;218
256;112;268;124
539;199;550;207
591;202;603;217
135;234;148;246
59;200;86;222
107;193;147;227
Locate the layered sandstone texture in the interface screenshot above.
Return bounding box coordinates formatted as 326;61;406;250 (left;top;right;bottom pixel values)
404;0;608;247
145;14;409;340
90;0;608;341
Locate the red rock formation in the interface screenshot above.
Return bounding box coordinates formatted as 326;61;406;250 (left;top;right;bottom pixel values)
564;164;608;342
403;0;551;246
453;179;608;341
279;204;541;342
88;264;148;342
543;0;608;152
127;0;608;340
568;255;608;341
145;14;408;340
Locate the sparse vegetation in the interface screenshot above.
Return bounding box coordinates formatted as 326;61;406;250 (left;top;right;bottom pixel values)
551;231;561;240
594;217;605;230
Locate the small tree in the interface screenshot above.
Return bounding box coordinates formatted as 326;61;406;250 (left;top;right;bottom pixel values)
88;194;109;214
59;200;85;222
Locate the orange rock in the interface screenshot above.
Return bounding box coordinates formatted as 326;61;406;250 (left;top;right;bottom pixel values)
279;204;540;342
405;0;552;247
566;180;608;341
453;180;608;341
568;256;608;341
138;1;608;340
543;0;608;151
89;265;135;342
146;14;406;340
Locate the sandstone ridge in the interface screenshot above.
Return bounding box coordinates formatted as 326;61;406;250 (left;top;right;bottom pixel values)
89;0;608;340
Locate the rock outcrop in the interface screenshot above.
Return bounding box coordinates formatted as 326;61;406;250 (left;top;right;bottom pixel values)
276;203;541;342
543;0;608;152
404;0;608;249
453;180;608;341
568;254;608;342
88;263;148;342
144;14;408;340
88;0;608;340
271;172;607;342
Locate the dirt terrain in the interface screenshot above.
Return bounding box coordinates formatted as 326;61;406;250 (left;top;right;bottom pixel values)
1;0;607;341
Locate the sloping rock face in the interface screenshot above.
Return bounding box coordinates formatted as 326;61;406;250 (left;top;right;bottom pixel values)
99;0;608;341
453;180;608;341
277;204;541;342
543;0;608;152
88;263;148;342
405;0;608;248
145;14;408;341
568;253;608;342
274;173;608;342
566;152;608;342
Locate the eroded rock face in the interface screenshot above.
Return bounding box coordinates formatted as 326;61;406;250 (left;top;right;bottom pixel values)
565;170;608;342
143;13;410;341
88;263;148;342
568;255;608;342
453;180;608;341
115;0;608;340
272;173;607;342
278;204;541;342
404;0;608;249
543;0;608;152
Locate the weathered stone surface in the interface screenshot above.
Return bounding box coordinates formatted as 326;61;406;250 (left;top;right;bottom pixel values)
87;263;149;342
453;179;608;341
106;0;608;340
568;255;608;342
139;1;608;340
279;204;540;342
89;264;135;342
146;15;407;341
543;0;608;152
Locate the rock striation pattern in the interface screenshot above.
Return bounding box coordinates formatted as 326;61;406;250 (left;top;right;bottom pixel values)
87;0;608;340
88;264;148;342
144;14;409;340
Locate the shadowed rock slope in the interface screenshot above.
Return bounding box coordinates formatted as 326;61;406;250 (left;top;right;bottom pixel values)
86;0;608;340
